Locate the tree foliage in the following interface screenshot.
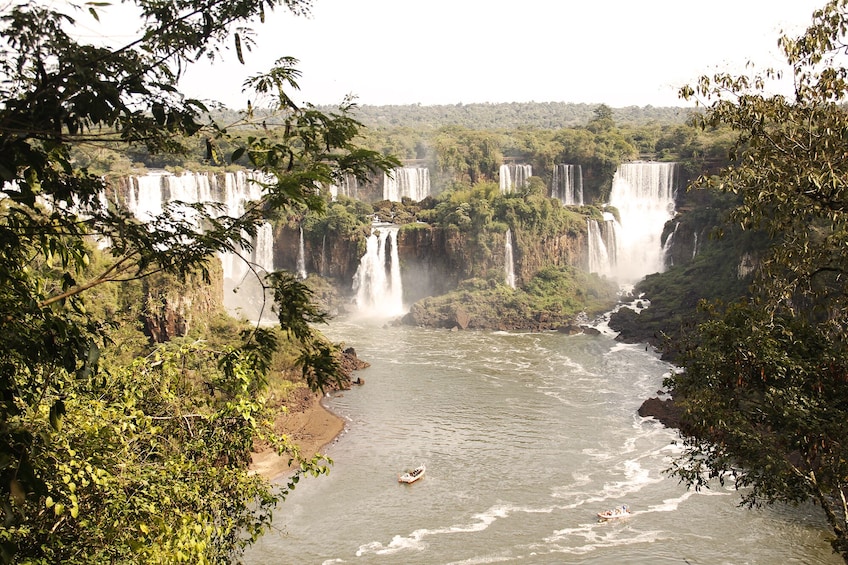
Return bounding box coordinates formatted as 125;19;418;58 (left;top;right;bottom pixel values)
670;1;848;560
0;1;397;562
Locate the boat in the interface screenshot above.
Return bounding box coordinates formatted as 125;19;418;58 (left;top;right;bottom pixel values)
597;504;630;520
398;464;426;484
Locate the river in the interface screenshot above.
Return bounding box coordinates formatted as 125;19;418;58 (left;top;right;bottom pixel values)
245;312;840;564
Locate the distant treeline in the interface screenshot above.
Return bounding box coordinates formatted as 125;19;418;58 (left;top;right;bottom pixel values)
312;102;700;130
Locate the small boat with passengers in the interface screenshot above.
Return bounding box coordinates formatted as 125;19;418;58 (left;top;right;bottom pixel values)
597;504;630;520
398;464;426;484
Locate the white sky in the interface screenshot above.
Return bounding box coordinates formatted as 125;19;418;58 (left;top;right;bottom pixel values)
96;0;828;109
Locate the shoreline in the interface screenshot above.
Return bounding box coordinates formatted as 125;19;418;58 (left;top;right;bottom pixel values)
250;391;346;481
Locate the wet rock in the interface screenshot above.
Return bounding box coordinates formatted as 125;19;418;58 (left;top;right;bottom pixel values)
638;397;683;429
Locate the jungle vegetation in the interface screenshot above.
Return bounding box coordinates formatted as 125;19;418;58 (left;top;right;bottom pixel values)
0;0;398;562
663;1;848;561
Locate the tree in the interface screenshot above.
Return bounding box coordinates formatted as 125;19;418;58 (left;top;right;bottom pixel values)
586;103;614;133
669;1;848;560
0;1;397;561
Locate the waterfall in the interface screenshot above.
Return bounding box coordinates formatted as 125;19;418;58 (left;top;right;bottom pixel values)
607;162;676;283
504;228;516;289
587;219;612;276
602;212;619;269
352;224;404;316
125;170;275;318
383;167;430;202
499;164;532;193
662;222;681;267
551;164;584;205
329;173;359;201
296;227;307;279
587;213;620;277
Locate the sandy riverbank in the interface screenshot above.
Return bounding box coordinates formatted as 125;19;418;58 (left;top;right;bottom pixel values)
250;388;346;481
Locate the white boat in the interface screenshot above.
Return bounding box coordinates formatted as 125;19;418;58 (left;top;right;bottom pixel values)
597;504;630;520
398;465;426;484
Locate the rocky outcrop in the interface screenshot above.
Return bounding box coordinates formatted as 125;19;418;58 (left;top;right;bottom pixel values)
274;220;592;307
332;347;371;389
274;225;364;287
142;261;224;342
638;396;683;429
396;224;588;305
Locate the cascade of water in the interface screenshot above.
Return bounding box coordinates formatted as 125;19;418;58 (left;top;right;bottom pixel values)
499;164;532;193
607;162;676;283
551;164;584;205
383;167;430;202
297;227;307;279
220;170;275;279
504;229;516;288
499;165;512;193
587;219;612;276
128;171;168;222
254;223;275;273
352;225;404;316
693;231;699;259
662;222;681;267
602;212;619;270
329;173;359;201
125;170;276;318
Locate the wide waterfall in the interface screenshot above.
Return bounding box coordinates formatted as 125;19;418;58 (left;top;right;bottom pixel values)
551;164;583;205
352;224;404;316
499;164;532;193
607;162;676;283
383;167;430;202
125;170;275;317
504;228;516;288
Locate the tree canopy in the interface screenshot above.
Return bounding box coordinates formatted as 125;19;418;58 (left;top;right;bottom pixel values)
670;1;848;560
0;0;396;562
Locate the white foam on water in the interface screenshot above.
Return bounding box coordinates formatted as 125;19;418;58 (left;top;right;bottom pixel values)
543;523;666;556
356;505;513;557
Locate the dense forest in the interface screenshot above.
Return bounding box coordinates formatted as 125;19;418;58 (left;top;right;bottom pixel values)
318;101;696;130
209;101;696;131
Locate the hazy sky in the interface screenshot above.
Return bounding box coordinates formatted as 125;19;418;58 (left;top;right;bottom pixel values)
111;0;828;109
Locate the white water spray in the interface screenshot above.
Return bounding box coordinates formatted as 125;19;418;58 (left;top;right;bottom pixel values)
352;225;404;316
607;162;676;283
